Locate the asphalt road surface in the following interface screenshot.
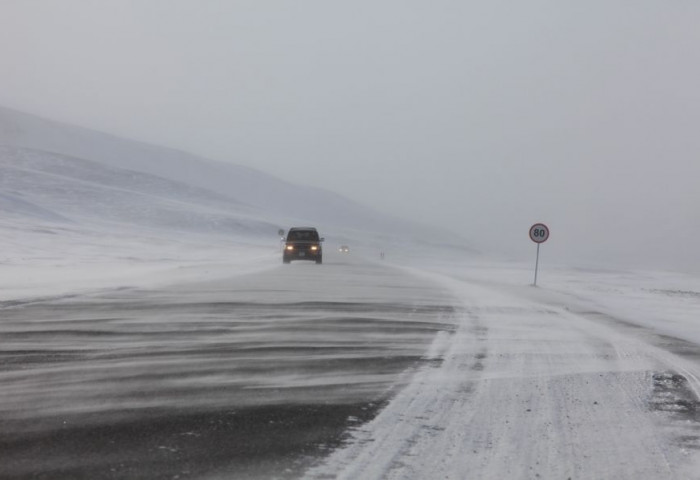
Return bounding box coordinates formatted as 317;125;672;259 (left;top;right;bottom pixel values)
0;255;457;479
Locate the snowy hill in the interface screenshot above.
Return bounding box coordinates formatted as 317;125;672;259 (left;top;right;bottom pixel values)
0;145;272;236
0;106;417;234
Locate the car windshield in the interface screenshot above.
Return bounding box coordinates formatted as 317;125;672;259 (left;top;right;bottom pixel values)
288;230;319;241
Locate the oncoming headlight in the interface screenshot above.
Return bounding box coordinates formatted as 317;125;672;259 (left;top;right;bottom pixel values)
310;245;318;251
285;245;294;251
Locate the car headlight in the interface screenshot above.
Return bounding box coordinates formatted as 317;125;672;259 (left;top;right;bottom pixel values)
310;245;318;251
285;245;294;250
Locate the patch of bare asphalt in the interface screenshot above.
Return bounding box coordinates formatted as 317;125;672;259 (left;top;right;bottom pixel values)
649;372;700;450
645;289;700;299
0;402;388;480
0;295;459;479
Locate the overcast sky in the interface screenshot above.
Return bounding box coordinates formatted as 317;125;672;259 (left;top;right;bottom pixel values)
2;1;699;269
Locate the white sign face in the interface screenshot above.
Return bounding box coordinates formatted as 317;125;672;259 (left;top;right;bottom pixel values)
529;223;550;243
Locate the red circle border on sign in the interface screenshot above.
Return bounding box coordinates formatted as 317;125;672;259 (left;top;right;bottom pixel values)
529;223;550;243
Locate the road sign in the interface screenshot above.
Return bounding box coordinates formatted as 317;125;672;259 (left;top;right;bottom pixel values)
529;223;549;244
529;223;549;286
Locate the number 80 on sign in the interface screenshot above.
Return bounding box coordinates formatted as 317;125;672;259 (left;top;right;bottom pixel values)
529;223;550;243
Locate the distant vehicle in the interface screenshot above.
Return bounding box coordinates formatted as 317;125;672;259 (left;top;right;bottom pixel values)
338;245;350;253
283;227;323;264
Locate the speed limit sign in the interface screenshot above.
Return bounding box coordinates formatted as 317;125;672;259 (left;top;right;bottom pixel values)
529;223;549;286
529;223;549;243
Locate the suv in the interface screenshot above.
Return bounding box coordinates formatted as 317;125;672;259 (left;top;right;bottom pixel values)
283;227;324;264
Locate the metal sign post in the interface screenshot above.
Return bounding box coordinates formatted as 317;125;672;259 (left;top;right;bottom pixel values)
529;223;550;286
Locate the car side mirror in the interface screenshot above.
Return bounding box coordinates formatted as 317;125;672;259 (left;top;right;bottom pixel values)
320;237;325;242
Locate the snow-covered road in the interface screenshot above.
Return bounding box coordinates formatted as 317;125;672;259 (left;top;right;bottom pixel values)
3;249;700;479
306;268;700;479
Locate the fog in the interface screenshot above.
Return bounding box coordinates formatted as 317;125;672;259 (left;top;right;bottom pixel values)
1;1;699;270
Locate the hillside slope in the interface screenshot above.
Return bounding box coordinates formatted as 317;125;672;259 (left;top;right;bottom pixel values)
0;106;417;234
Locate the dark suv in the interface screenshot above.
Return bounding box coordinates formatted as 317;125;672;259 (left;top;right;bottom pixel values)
283;227;324;264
